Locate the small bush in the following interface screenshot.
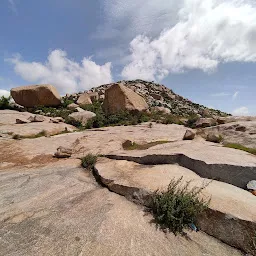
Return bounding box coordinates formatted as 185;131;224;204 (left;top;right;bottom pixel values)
224;143;256;155
81;154;98;170
12;134;21;140
149;177;209;235
0;96;11;110
186;115;200;128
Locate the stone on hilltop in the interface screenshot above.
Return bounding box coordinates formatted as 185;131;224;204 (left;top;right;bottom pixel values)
103;83;149;114
77;93;92;106
11;84;61;107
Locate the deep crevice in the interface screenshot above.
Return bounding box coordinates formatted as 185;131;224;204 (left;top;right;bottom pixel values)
104;153;256;189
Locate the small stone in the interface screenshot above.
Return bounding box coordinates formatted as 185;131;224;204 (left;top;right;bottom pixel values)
247;180;256;190
235;125;246;132
34;115;45;122
206;133;222;143
183;130;195;140
16;118;30;124
54;146;72;158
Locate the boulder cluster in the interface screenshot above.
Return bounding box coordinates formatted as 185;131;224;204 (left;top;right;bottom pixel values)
64;79;229;118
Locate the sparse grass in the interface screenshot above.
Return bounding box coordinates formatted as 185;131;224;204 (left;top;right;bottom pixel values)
12;130;47;140
122;140;169;150
224;143;256;155
81;154;98;170
148;177;210;235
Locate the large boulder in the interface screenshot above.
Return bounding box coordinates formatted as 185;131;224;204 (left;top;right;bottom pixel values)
77;93;92;106
103;83;149;114
68;111;96;126
11;84;61;107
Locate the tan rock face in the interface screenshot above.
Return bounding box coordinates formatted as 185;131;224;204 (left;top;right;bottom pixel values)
67;103;79;110
88;92;99;102
77;93;92;106
68;111;96;125
103;83;149;114
11;84;61;107
183;130;195;140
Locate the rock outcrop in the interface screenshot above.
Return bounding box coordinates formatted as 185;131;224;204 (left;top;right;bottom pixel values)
68;111;96;126
11;84;61;107
103;83;149;114
77;93;92;106
183;130;195;140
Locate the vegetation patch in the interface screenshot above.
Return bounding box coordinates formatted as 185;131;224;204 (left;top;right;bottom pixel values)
224;143;256;155
148;177;209;235
81;153;98;170
0;96;11;110
12;130;47;140
122;140;169;150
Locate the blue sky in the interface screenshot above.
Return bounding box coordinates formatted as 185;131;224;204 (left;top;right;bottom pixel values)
0;0;256;115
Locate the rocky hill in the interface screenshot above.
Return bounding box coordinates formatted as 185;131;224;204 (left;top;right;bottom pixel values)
65;79;229;118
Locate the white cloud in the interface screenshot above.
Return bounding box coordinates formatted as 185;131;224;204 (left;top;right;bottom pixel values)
97;0;181;40
6;50;113;94
232;91;239;100
211;92;231;97
120;0;256;81
232;106;249;116
8;0;17;14
0;89;10;98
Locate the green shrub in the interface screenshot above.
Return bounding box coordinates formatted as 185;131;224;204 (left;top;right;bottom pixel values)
0;96;11;110
186;115;200;128
149;177;209;235
62;98;74;108
224;143;256;155
81;154;98;170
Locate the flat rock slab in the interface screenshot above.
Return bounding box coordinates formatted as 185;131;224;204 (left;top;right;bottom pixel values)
95;157;256;255
204;120;256;148
95;158;256;222
0;163;242;256
105;140;256;189
0;110;76;137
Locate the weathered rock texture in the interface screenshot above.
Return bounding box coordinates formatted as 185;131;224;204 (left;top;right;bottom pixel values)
103;83;149;114
68;111;96;126
77;93;92;106
63;80;229;117
11;84;61;107
95;157;256;255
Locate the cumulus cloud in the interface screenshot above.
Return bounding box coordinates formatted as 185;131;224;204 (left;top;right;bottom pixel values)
96;0;181;40
6;50;113;94
120;0;256;81
0;89;10;97
232;106;249;116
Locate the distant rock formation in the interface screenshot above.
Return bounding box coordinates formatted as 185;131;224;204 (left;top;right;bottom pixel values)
11;84;61;107
103;83;149;114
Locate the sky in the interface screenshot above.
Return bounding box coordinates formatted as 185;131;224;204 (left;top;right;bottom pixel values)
0;0;256;116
